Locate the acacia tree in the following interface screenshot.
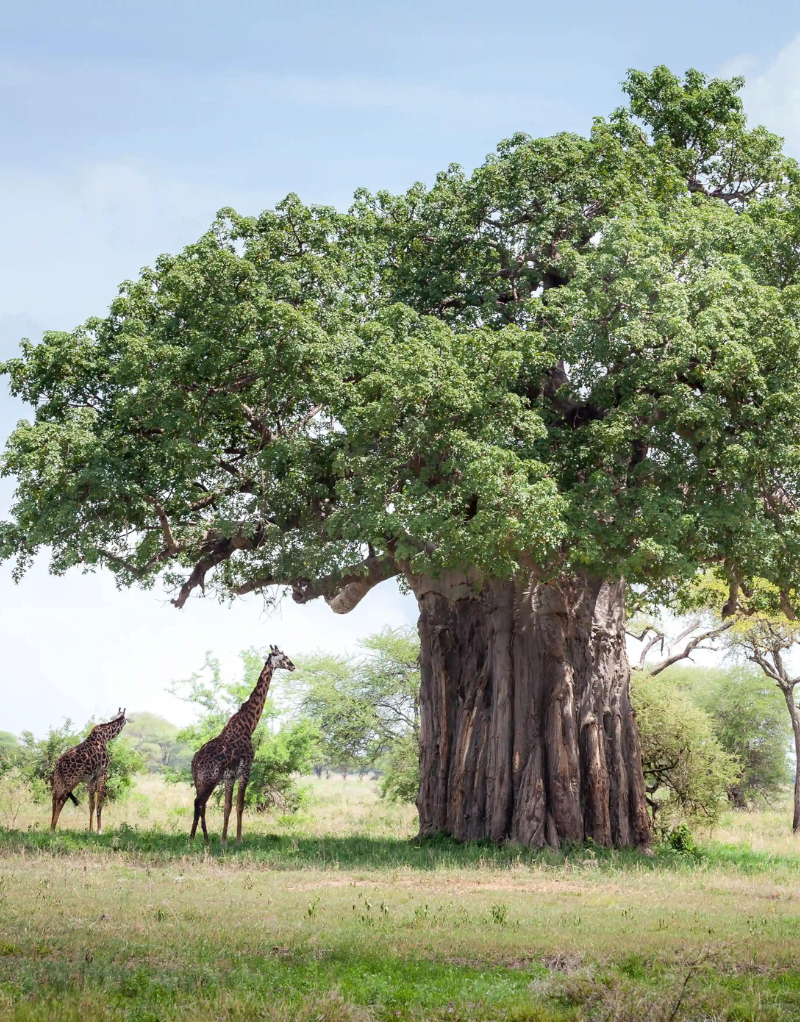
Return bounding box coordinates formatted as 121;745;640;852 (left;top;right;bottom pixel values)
3;67;800;848
727;618;800;831
296;626;420;778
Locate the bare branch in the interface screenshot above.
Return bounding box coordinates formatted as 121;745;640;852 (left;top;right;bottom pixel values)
648;621;734;677
666;618;701;654
746;653;783;685
632;629;666;670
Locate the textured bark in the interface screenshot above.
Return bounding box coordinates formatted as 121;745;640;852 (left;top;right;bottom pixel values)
412;572;651;849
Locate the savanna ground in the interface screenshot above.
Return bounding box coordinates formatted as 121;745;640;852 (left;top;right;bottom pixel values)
1;776;800;1021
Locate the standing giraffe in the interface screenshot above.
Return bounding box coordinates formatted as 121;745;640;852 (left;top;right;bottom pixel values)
190;645;295;845
50;709;127;833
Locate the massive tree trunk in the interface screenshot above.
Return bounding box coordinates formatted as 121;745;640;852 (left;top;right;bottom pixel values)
411;572;651;849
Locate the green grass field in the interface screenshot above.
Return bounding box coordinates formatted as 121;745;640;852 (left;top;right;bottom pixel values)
1;776;800;1021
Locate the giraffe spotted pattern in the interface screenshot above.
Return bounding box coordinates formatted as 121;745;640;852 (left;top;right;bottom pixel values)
50;709;127;833
190;645;295;845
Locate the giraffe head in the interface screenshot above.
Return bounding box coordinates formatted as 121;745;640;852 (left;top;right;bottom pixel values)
105;708;127;738
267;645;296;672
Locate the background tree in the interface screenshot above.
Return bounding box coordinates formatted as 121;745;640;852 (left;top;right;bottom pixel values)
3;67;800;848
124;713;193;774
295;627;419;787
664;664;791;808
169;649;319;811
0;732;21;777
726;617;800;831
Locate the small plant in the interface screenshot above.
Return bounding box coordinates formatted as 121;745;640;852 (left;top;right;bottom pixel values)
489;902;509;925
307;896;320;918
0;769;33;829
667;823;700;856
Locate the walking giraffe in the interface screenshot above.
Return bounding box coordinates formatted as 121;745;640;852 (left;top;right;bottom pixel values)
190;645;295;845
50;709;127;833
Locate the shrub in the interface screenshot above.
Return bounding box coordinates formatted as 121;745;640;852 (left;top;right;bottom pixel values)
631;672;737;832
379;732;419;804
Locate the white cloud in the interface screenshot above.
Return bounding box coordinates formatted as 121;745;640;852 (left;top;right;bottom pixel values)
738;35;800;155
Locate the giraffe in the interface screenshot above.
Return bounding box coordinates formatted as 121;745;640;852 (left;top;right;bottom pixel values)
50;709;127;833
190;645;295;845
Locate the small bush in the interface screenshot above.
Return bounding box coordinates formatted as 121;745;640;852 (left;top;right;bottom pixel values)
379;733;419;804
666;823;700;857
632;672;737;831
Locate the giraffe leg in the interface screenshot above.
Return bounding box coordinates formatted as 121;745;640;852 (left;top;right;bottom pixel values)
235;777;248;845
221;772;235;846
199;796;211;844
50;793;68;832
87;784;96;833
190;796;201;840
191;784;215;843
95;774;107;835
236;759;252;845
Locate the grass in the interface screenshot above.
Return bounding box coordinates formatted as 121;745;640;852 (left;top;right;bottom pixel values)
1;776;800;1020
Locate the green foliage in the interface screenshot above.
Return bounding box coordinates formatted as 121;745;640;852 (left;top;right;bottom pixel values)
665;823;700;857
662;664;791;807
3;68;800;617
15;719;144;804
631;672;738;830
124;712;193;774
296;627;419;789
0;732;21;778
378;732;420;805
170;649;320;811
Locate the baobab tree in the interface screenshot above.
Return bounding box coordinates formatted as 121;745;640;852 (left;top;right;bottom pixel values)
3;67;800;848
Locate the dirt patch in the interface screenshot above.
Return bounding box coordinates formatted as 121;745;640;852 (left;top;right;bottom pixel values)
284;874;622;896
542;951;586;972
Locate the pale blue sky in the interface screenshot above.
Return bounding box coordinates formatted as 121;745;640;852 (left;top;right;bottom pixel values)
2;1;799;732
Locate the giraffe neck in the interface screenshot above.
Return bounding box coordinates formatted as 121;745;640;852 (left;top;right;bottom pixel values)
89;719;125;745
232;662;274;735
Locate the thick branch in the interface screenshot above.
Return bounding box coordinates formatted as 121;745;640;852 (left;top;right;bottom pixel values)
292;555;398;614
143;496;179;556
233;553;399;615
171;527;265;609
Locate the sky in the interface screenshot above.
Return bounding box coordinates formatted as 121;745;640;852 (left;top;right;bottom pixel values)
2;0;800;733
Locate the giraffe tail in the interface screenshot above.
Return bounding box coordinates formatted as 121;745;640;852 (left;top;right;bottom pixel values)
67;792;80;807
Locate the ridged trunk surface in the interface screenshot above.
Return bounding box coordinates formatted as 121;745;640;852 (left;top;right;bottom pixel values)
412;572;651;849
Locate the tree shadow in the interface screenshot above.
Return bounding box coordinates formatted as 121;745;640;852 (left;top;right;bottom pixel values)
1;825;797;873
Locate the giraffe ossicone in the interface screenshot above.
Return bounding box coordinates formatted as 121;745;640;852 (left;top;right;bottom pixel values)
50;708;128;833
190;645;296;845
